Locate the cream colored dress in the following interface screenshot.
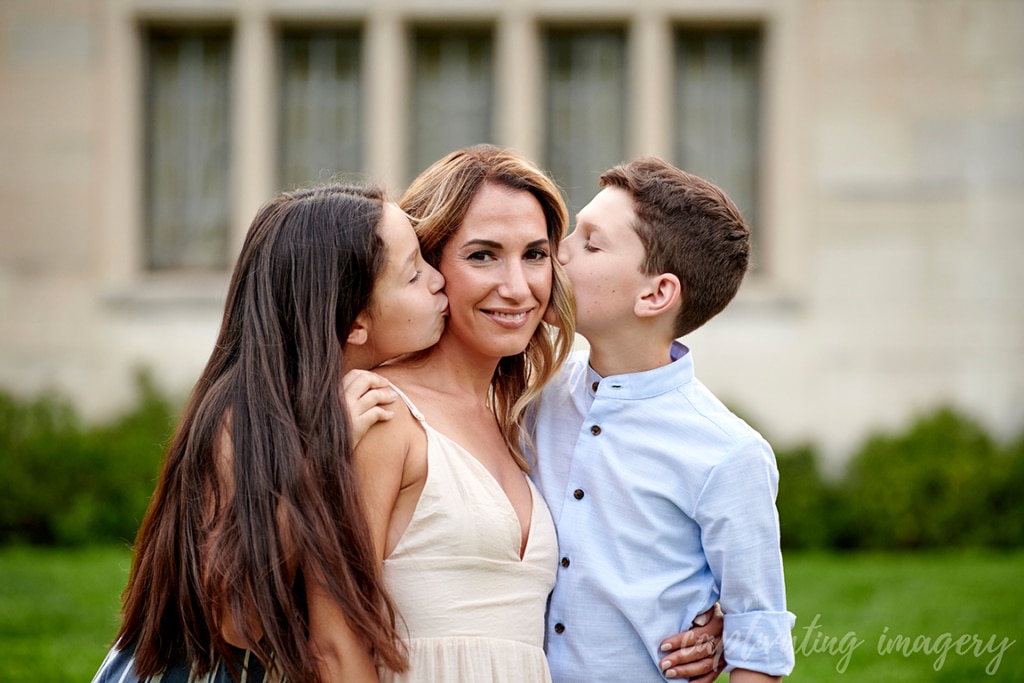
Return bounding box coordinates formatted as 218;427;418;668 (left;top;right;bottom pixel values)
379;386;557;683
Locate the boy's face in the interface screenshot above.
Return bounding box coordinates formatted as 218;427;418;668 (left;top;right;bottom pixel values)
558;186;650;338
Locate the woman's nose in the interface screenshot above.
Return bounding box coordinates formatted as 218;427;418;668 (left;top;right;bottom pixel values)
498;260;530;299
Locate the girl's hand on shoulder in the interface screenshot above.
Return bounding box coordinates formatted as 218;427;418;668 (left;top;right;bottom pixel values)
342;369;398;447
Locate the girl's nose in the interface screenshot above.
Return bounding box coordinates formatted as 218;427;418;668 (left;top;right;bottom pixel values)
427;263;445;292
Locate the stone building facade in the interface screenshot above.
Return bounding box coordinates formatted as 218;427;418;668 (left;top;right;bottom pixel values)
2;0;1022;465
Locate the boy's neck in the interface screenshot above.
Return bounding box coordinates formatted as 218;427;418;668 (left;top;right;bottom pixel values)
582;326;678;378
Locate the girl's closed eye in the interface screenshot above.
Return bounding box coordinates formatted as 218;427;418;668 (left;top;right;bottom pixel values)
409;269;422;283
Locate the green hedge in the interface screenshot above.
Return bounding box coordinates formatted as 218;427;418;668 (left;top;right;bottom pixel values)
776;407;1024;551
1;379;1022;550
0;374;177;546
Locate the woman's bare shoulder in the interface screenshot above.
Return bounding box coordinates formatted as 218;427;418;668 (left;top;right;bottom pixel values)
354;383;421;463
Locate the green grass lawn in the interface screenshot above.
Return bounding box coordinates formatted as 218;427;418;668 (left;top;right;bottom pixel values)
783;551;1023;682
0;545;131;683
1;546;1021;682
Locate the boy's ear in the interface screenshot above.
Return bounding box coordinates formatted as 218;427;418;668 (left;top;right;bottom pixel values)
346;315;370;346
635;273;682;319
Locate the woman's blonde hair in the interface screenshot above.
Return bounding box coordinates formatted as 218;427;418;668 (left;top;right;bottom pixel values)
400;145;575;471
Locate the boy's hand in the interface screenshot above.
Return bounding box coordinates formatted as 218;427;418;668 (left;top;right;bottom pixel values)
342;370;398;447
658;604;726;681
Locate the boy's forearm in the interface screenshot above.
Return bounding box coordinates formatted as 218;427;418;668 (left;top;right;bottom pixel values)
728;669;781;683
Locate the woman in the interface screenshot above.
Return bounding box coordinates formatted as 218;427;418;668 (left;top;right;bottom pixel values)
355;146;726;683
92;183;448;683
354;145;575;682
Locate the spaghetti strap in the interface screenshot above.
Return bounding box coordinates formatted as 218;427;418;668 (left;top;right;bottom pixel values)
386;381;425;422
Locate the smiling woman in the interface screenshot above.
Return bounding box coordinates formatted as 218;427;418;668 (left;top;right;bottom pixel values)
351;145;575;683
439;183;553;361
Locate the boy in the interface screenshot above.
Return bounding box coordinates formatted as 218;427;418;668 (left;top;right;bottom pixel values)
529;158;796;682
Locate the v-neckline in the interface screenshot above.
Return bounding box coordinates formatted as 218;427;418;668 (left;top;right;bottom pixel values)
423;423;536;561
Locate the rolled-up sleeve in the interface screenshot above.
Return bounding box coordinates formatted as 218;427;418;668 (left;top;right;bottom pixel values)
697;437;797;675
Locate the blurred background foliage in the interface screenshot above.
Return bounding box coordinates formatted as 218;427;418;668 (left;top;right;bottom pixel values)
0;373;177;546
1;376;1023;550
776;408;1024;552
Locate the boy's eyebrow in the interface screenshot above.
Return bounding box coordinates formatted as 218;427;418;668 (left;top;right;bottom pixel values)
573;216;596;232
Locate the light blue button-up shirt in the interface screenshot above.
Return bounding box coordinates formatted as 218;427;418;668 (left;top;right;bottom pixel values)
529;342;796;682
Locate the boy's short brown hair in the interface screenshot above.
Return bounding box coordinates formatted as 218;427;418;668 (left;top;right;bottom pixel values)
599;157;750;337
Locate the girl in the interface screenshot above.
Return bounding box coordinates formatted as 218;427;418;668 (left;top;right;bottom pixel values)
93;183;447;683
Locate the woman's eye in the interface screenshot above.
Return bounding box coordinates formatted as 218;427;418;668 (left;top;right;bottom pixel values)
466;250;495;262
525;248;550;262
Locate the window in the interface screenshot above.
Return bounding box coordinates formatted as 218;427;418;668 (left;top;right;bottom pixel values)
545;28;627;215
410;28;494;180
278;29;363;189
675;29;762;239
144;28;232;271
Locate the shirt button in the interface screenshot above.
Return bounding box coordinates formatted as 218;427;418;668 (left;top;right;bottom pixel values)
560;557;570;568
554;623;566;634
591;381;599;392
573;488;585;500
590;424;601;436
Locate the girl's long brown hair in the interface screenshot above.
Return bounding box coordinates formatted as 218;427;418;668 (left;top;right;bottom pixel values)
400;145;576;471
117;183;407;681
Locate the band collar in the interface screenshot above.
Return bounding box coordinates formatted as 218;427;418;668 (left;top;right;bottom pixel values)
585;340;692;400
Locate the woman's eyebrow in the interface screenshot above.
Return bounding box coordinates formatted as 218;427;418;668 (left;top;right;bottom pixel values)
460;238;503;249
460;238;550;249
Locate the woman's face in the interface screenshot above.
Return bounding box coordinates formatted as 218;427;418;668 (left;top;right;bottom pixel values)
361;204;448;365
438;182;552;361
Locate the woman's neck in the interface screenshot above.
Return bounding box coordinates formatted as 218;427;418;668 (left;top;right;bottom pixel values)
428;335;499;395
395;334;498;401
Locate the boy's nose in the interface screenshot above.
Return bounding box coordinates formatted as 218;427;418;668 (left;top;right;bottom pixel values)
557;242;570;265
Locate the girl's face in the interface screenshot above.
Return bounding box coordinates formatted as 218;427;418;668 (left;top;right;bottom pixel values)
360;204;448;366
438;183;552;362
